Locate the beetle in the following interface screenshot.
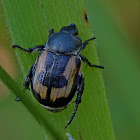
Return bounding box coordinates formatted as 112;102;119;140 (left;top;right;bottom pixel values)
12;23;104;129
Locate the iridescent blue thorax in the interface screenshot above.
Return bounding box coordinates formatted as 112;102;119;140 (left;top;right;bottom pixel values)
45;32;82;55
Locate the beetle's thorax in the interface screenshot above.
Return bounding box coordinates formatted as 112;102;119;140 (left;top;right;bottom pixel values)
44;31;83;55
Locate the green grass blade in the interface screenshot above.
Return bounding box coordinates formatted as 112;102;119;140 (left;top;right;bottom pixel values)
1;0;115;139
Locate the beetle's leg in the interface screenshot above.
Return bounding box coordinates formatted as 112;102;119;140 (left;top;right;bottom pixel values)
49;29;54;36
12;44;44;53
80;54;104;69
82;37;96;49
15;65;33;101
24;65;33;90
65;73;84;129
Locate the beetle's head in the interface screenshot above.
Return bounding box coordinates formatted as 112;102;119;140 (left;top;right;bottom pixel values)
60;23;78;35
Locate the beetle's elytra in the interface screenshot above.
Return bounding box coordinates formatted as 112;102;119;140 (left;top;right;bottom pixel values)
12;23;104;129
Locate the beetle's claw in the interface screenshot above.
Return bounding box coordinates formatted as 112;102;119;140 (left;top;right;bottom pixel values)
65;123;69;129
72;100;76;103
23;83;30;90
12;44;19;49
25;86;30;90
27;87;30;90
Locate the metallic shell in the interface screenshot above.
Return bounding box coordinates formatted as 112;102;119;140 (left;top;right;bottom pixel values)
45;32;82;55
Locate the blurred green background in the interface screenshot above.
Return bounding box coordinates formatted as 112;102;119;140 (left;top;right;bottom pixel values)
0;0;139;140
86;0;140;139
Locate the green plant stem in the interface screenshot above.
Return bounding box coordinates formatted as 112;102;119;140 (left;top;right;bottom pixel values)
0;66;65;140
